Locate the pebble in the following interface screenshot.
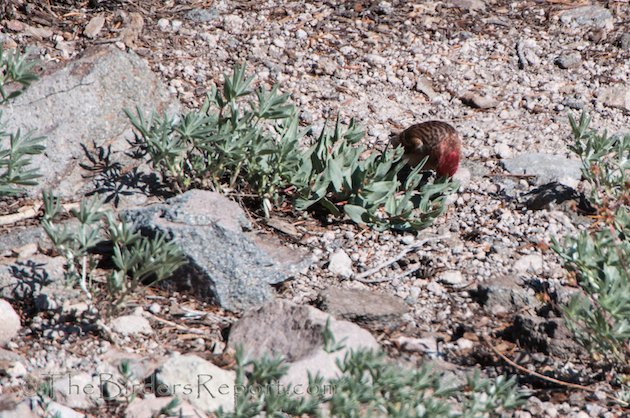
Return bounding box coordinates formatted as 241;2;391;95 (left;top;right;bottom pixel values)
426;281;445;295
273;38;286;49
84;15;105;39
513;254;544;273
223;15;245;33
438;270;465;286
495;143;513;159
460;91;498;109
110;314;153;336
455;337;474;350
401;235;415;245
157;18;170;31
555;53;581;69
365;53;387;66
327;249;354;278
172;20;183;32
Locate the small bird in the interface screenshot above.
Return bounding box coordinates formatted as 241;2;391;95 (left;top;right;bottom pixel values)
390;121;462;177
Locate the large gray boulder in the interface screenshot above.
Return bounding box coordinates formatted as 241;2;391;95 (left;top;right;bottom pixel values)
2;45;177;203
122;190;311;311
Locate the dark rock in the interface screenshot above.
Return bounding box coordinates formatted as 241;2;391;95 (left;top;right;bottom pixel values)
500;314;581;359
524;182;595;213
316;287;408;331
618;33;630;51
122;190;312;311
471;275;540;315
2;46;178;205
562;97;584;110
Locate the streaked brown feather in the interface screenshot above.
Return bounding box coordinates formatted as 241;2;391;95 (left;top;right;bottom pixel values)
391;121;462;176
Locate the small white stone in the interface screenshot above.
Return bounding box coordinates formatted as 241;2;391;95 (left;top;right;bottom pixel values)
438;270;465;285
296;29;308;39
6;361;27;378
157;18;170;31
327;249;354;278
15;243;38;260
453;166;471;189
171;19;183;32
456;337;474;350
110;315;153;336
513;254;544;274
426;281;445;295
495;142;513;159
223;15;244;33
322;231;336;242
148;303;161;315
401;235;415;245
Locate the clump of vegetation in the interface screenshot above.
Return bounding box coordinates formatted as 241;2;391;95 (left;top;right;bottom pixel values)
127;65;456;231
41;191;187;313
292;118;456;230
0;47;44;196
553;113;630;367
217;347;524;418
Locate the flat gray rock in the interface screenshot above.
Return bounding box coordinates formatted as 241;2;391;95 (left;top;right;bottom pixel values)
228;299;379;389
110;314;153;336
122;190;311;311
502;153;582;188
559;5;614;30
2;46;178;204
0;255;82;314
151;354;235;413
125;395;203;418
0;226;44;254
316;287;408;331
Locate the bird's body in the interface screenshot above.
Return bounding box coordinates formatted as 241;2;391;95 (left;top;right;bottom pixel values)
391;121;462;177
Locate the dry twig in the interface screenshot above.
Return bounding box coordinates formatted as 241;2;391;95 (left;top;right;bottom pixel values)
482;335;628;407
352;234;450;283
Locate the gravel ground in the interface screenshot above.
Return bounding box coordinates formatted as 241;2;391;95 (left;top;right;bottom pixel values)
1;0;629;416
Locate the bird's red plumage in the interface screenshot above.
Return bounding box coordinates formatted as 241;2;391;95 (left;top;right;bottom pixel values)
392;121;462;177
